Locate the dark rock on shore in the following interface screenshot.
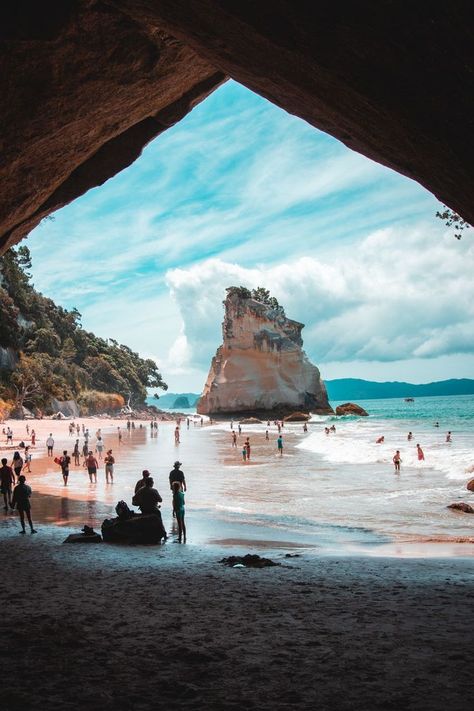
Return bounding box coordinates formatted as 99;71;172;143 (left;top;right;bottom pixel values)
239;417;262;424
221;554;280;568
466;478;474;492
335;402;369;417
102;512;167;544
284;412;311;422
447;502;474;514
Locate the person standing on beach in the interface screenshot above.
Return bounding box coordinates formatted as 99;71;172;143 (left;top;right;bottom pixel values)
46;433;54;457
392;450;402;472
232;431;237;447
82;441;89;462
277;435;283;456
104;450;115;483
245;438;251;461
169;461;186;515
85;451;99;483
60;450;71;486
174;426;180;444
31;429;36;446
265;430;269;440
0;458;15;511
6;427;13;444
73;440;80;466
11;451;23;480
76;423;80;436
416;444;425;461
172;481;186;543
242;445;247;462
303;423;308;433
96;437;105;460
11;475;36;534
135;469;151;493
24;447;32;473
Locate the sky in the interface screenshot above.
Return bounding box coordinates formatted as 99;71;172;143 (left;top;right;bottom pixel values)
26;80;474;393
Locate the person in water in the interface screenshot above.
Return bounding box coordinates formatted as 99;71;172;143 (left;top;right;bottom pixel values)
242;445;247;462
416;444;425;461
232;431;237;447
11;451;23;480
11;475;36;534
392;450;402;472
73;439;80;466
85;451;99;483
277;435;283;456
60;450;71;486
104;450;115;483
376;436;384;444
172;481;186;543
407;432;413;441
446;431;452;442
245;438;251;461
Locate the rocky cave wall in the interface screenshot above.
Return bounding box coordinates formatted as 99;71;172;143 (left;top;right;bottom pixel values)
1;1;473;253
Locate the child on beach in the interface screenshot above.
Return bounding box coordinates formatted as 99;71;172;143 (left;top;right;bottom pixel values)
242;446;247;462
172;481;186;543
392;450;402;472
277;435;283;456
11;475;36;534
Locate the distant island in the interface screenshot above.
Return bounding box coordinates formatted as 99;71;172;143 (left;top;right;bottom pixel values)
150;392;200;409
158;378;474;410
325;378;474;401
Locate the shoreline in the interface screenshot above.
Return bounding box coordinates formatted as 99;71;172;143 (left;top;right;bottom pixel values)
1;416;473;558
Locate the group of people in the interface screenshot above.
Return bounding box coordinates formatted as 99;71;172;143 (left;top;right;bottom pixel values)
131;460;187;542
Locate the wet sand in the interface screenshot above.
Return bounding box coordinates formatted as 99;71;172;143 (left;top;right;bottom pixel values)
2;418;474;709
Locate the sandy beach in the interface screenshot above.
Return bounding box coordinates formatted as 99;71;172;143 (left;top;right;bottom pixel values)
1;416;474;710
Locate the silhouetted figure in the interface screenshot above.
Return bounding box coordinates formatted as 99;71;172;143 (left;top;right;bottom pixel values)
12;475;36;534
0;458;15;511
135;469;151;494
172;481;186;543
169;461;186;516
133;477;162;514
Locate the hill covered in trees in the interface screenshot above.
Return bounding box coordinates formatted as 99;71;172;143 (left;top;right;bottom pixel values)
0;247;167;417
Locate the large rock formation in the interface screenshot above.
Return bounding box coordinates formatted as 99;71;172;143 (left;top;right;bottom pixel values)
197;288;333;418
1;3;473;253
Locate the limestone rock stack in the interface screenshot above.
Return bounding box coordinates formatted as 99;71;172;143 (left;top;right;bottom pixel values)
197;288;333;417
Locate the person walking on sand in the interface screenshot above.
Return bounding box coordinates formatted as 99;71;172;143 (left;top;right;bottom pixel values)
238;424;242;435
95;437;105;460
85;451;99;483
303;423;308;433
11;475;36;534
0;458;15;511
6;427;13;444
416;444;425;461
76;423;80;436
172;481;186;543
31;429;36;446
73;440;80;466
24;446;32;473
232;431;237;447
245;438;251;461
265;430;269;441
104;450;115;483
46;433;54;457
174;425;180;444
277;435;283;457
82;441;89;462
11;451;23;480
26;423;29;435
60;450;71;486
393;450;402;472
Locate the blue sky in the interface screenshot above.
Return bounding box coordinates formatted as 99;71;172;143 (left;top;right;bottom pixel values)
27;81;474;391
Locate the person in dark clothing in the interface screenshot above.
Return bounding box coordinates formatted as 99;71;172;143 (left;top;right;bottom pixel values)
134;469;151;494
73;440;80;466
1;458;15;511
132;477;162;514
11;475;36;534
11;451;23;480
60;450;71;485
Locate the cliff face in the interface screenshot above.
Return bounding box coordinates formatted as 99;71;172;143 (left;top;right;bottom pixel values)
198;290;333;417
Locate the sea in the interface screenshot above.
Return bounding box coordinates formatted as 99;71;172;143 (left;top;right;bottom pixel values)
22;394;474;556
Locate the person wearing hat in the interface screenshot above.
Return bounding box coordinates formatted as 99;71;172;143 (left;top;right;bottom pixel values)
169;461;186;517
135;469;151;494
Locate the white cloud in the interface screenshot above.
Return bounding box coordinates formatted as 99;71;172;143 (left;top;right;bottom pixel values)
166;225;474;370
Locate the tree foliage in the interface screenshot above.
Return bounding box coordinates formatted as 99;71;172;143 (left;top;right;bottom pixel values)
436;206;471;240
0;247;167;412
